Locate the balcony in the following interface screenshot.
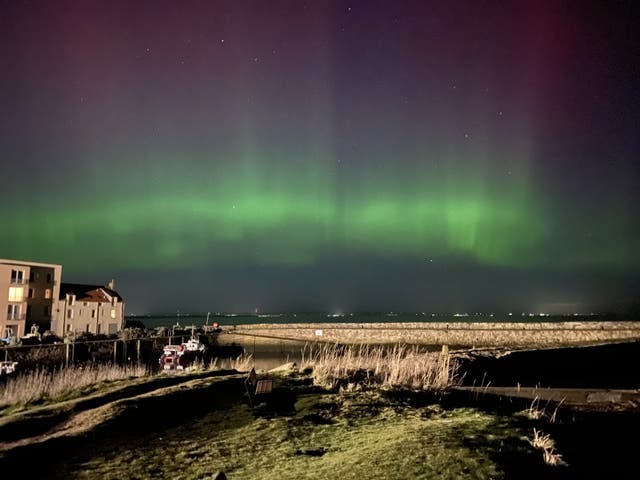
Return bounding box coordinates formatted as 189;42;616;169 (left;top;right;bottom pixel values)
6;314;26;321
9;278;28;285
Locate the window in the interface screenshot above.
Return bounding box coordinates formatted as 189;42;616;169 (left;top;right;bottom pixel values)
10;269;25;284
44;306;51;317
45;289;51;299
29;271;35;282
110;309;117;319
7;304;21;320
91;309;96;318
67;309;73;319
8;287;24;302
97;323;101;334
28;288;34;298
66;324;72;332
46;273;52;283
86;324;90;332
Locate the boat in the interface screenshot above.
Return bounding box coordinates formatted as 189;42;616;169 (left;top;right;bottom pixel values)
159;327;207;371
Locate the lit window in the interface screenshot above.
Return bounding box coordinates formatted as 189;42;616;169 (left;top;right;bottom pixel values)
8;287;24;302
110;309;116;319
45;289;51;299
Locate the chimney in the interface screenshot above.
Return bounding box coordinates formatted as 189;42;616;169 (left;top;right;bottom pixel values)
107;279;115;290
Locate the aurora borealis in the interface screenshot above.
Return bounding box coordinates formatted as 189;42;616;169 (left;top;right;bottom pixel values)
1;1;639;313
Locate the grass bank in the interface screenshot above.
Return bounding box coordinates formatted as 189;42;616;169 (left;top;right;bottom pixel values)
53;387;554;480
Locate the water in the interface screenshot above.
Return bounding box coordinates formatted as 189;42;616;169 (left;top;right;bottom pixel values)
127;312;612;329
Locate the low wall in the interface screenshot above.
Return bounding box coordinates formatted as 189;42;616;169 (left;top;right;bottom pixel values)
222;321;640;348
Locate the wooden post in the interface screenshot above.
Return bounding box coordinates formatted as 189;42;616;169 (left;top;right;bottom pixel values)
71;342;75;364
137;339;141;366
113;340;117;364
65;342;70;367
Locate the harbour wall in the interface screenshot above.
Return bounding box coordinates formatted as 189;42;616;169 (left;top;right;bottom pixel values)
218;321;640;349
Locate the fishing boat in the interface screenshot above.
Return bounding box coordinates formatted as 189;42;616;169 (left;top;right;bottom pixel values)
159;327;207;371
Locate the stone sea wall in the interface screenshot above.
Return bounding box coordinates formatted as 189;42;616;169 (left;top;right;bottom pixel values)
219;321;640;348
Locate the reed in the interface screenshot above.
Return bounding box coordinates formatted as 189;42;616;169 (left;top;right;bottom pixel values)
301;343;457;390
0;363;147;408
529;428;568;467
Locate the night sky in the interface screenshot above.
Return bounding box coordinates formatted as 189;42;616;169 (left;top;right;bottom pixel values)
1;0;639;314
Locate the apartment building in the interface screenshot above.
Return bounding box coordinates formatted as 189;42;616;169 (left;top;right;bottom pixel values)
55;281;124;337
0;259;63;339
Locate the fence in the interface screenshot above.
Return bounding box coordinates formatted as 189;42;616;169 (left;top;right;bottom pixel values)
0;335;208;372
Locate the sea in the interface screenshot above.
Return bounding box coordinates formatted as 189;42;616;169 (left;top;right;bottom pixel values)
126;312;614;329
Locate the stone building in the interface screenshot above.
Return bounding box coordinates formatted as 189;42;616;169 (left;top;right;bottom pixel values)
55;281;124;337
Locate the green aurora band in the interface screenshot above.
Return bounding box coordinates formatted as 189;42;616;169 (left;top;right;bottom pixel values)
1;149;635;273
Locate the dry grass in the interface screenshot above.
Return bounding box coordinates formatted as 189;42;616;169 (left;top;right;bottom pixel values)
520;397;565;423
301;344;457;390
529;428;568;467
0;363;147;408
203;353;254;372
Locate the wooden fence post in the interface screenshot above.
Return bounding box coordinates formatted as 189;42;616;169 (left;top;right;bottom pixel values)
65;343;70;367
113;340;117;364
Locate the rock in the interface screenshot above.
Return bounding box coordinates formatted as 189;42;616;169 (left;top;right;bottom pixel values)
587;391;622;403
268;362;297;374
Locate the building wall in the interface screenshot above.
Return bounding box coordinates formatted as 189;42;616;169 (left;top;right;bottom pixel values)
55;296;125;337
0;259;62;339
0;263;30;338
26;265;62;331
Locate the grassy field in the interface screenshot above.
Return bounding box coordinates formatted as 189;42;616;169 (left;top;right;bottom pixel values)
55;388;550;480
